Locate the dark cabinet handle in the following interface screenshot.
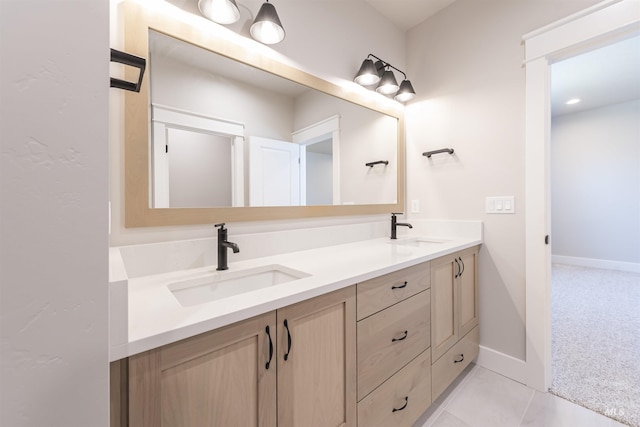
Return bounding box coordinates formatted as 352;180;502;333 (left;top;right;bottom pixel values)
458;257;465;276
454;258;461;278
265;325;273;370
283;319;292;361
391;281;408;290
454;354;464;363
392;396;409;412
392;330;409;342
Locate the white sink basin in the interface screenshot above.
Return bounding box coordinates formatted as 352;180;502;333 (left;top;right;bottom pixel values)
168;264;310;307
388;237;450;248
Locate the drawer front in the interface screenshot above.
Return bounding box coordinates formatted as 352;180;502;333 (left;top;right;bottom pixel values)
358;350;431;427
431;326;479;400
357;262;430;320
357;291;430;400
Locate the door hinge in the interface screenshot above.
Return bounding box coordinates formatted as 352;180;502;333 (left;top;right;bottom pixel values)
545;235;549;245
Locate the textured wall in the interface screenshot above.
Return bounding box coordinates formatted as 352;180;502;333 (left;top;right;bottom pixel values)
0;0;110;426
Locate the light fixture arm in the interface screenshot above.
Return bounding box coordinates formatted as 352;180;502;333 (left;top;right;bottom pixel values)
365;54;407;80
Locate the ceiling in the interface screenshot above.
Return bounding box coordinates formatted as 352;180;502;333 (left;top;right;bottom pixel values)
364;0;456;31
551;34;640;117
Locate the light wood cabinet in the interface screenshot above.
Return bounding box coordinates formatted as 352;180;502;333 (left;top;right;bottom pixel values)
113;287;356;427
111;249;480;427
430;246;479;400
357;262;430;321
356;261;431;427
358;350;431;427
277;286;357;427
126;311;277;427
357;291;430;400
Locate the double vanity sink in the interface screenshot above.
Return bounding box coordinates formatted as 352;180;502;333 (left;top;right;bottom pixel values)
109;221;482;361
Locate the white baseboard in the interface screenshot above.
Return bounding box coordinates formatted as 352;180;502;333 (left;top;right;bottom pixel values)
476;345;527;385
552;255;640;273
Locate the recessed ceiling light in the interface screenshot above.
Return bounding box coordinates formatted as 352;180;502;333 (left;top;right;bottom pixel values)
566;98;581;105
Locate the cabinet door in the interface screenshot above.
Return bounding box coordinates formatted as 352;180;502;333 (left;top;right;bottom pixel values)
458;247;479;337
277;286;357;427
430;254;459;362
128;311;277;427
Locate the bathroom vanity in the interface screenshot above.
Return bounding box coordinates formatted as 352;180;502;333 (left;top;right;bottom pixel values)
110;3;481;425
109;229;480;427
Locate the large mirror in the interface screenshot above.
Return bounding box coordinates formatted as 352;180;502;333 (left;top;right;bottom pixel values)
122;1;404;227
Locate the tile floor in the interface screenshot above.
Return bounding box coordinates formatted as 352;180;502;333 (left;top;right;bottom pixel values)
413;364;629;427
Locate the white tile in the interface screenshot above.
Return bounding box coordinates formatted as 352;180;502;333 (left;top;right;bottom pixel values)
445;366;534;427
429;411;473;427
413;363;478;427
521;391;612;427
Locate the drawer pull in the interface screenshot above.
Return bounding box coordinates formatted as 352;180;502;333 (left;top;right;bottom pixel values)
454;354;464;363
392;396;409;412
265;325;273;369
392;330;409;342
391;281;408;290
284;319;292;361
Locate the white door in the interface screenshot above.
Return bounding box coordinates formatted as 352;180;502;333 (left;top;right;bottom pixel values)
249;136;300;206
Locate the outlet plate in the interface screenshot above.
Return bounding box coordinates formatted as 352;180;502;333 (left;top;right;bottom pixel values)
411;199;420;213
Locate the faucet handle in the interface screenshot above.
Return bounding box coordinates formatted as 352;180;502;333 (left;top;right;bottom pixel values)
391;212;404;216
214;223;226;230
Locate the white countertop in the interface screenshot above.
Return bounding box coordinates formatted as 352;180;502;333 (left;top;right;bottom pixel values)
110;232;482;361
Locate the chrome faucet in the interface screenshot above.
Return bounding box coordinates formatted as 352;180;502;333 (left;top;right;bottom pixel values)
215;223;239;271
391;213;412;240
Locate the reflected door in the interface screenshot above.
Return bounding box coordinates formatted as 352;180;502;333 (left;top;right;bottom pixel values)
249;137;300;206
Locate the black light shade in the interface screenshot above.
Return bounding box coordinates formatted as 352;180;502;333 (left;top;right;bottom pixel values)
354;59;381;86
394;79;416;102
376;69;399;95
198;0;240;25
355;54;416;102
250;1;285;44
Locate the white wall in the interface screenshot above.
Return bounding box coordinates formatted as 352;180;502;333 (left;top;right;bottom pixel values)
109;0;405;246
151;54;295;140
551;99;640;265
405;0;601;361
0;1;109;426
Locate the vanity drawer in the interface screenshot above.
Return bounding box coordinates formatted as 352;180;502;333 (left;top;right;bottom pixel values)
357;291;430;400
431;325;479;400
357;262;430;320
358;350;431;427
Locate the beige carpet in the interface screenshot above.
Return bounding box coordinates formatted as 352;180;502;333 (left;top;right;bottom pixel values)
550;263;640;427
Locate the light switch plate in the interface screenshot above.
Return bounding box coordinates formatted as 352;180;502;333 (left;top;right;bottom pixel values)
486;196;515;214
411;199;420;213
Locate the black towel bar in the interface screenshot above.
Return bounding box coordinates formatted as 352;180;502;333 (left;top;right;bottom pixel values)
422;148;454;158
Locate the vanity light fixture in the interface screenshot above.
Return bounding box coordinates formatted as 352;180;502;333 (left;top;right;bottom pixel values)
250;0;286;45
354;54;416;103
566;98;581;105
198;0;241;25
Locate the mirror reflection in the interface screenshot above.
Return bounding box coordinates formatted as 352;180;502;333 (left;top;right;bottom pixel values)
148;30;398;208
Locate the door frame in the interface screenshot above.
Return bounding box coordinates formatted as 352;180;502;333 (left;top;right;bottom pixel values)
523;0;640;391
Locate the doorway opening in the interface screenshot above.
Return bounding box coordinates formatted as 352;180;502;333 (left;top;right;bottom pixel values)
548;36;640;426
523;0;640;399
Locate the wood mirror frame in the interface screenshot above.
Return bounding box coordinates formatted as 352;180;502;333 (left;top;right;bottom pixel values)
122;0;405;227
